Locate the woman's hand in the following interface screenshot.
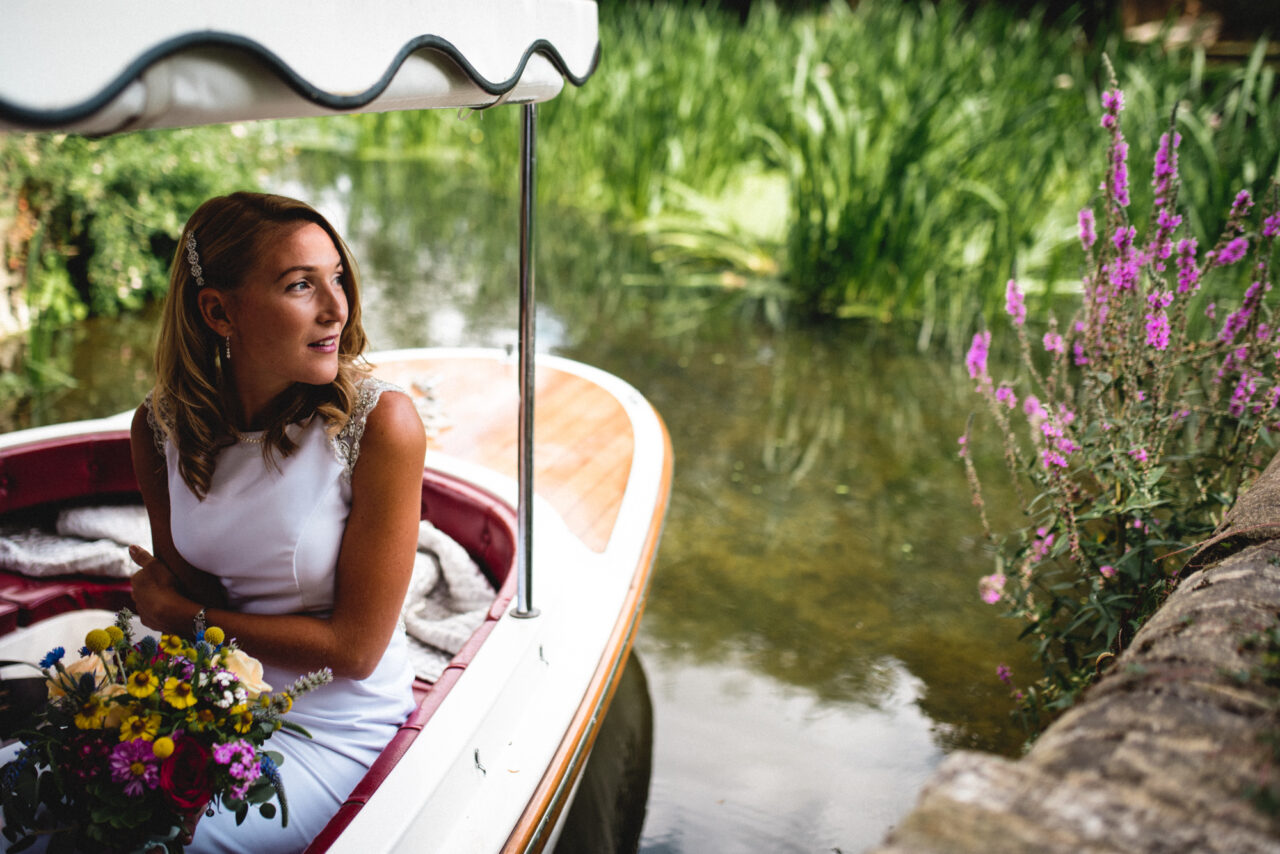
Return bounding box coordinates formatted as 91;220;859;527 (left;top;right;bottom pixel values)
128;545;195;634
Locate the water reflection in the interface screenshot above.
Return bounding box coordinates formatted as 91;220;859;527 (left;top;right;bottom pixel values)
1;154;1037;851
637;648;939;854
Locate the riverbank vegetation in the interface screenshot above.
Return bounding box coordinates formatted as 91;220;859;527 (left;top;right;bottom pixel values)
964;63;1280;737
3;2;1277;346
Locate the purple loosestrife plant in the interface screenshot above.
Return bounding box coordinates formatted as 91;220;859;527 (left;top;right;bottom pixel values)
961;68;1280;733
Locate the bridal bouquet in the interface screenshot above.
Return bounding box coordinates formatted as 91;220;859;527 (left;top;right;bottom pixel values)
0;609;331;853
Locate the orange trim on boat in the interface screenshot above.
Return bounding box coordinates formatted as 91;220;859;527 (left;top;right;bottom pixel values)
502;410;672;854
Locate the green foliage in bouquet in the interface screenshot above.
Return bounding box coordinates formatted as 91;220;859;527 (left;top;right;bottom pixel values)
0;610;331;853
961;63;1280;735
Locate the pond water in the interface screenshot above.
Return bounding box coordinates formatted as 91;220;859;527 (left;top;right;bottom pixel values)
1;154;1035;852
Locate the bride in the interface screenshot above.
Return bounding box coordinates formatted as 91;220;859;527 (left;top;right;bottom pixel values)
126;191;424;852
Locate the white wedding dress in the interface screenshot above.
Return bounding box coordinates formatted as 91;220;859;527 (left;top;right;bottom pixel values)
158;378;416;853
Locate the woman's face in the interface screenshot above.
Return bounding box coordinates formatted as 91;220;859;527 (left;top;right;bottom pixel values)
224;222;349;420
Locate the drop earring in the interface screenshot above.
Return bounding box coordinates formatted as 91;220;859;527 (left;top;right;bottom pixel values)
224;336;231;361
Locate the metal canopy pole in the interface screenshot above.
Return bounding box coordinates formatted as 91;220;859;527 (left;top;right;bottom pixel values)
512;102;540;619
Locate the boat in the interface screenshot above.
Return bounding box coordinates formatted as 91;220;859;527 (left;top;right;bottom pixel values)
0;3;672;852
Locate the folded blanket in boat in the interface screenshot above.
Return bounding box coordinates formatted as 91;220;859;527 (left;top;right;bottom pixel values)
0;505;494;683
0;505;151;578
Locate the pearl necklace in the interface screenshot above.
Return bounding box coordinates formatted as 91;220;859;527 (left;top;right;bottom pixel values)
237;432;265;445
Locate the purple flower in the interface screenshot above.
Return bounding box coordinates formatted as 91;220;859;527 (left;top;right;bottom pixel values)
1024;394;1047;425
1264;212;1280;238
1230;372;1257;417
1152;131;1180;206
1078;208;1097;250
995;385;1017;410
1215;237;1249;266
1099;564;1117;579
1101;88;1125;114
979;573;1006;605
1073;340;1089;366
1030;528;1055;560
965;331;991;381
1005;279;1027;327
1043;331;1064;353
1129;447;1148;464
1206;302;1217;320
1219;282;1265;343
1110;137;1130;208
110;739;159;797
1231;189;1254;220
1176;239;1200;293
213;739;261;800
996;663;1013;686
1145;310;1170;350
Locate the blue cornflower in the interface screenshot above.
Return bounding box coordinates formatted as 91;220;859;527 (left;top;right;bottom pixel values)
39;646;65;669
0;745;35;789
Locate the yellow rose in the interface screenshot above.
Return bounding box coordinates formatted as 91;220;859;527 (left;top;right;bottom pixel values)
221;648;271;698
47;654;107;699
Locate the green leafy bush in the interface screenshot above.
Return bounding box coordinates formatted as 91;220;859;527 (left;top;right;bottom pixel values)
1;127;270;324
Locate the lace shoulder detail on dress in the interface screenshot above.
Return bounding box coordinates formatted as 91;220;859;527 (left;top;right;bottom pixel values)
332;377;403;483
141;390;171;456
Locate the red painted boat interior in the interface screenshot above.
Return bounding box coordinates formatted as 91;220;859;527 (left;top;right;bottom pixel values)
0;430;519;850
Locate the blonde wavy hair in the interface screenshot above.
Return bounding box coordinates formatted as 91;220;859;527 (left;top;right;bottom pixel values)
151;192;370;499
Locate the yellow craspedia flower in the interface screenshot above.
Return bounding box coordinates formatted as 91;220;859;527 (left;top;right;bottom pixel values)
106;625;125;644
162;677;197;709
160;634;186;656
84;629;112;654
74;696;107;730
202;626;225;646
152;736;175;759
126;669;158;699
229;704;254;734
119;712;161;742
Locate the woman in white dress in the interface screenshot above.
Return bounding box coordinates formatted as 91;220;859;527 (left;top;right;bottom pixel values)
125;191;423;852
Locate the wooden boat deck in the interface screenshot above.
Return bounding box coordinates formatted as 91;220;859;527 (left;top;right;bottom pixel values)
371;355;635;554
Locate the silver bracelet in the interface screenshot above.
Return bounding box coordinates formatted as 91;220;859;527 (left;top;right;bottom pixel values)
193;607;207;636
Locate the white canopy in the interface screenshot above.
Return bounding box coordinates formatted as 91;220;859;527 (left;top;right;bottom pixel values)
0;0;599;134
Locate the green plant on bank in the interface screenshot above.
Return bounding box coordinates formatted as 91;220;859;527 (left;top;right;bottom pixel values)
0;127;269;325
961;63;1280;736
295;2;1280;344
5;3;1280;342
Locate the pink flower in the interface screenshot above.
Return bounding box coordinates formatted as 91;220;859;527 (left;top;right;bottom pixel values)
1078;208;1097;250
979;573;1006;605
1043;331;1064;353
1214;237;1249;266
1264;212;1280;238
1024;395;1047;425
110;739;159;797
965;331;991;381
1030;528;1055;561
1145;310;1170;350
1231;189;1254;219
956;435;968;458
995;385;1017;410
1129;447;1148;464
1005;280;1027;327
1099;564;1117;579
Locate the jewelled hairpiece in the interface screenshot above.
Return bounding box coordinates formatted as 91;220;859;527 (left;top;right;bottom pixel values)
185;234;207;288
